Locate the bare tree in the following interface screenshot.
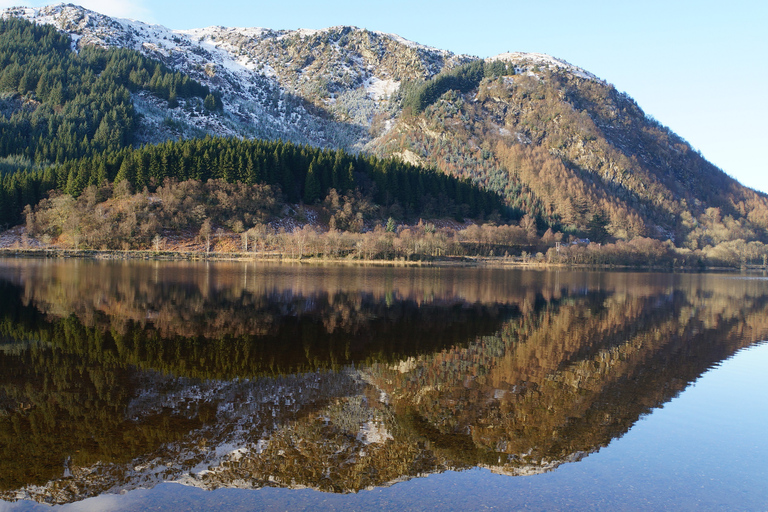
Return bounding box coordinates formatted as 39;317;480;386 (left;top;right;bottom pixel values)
200;218;212;254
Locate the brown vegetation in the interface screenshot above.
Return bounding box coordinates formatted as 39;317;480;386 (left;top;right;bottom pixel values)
372;68;768;251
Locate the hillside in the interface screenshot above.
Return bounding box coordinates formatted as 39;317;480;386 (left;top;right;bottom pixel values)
4;3;469;150
1;4;767;260
374;63;768;247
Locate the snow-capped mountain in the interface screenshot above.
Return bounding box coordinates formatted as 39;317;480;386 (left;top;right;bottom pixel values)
3;4;582;152
3;4;460;150
3;3;767;245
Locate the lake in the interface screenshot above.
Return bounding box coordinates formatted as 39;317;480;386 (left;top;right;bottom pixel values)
0;259;766;511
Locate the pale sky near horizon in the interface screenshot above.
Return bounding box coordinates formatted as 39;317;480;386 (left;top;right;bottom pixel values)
4;0;767;194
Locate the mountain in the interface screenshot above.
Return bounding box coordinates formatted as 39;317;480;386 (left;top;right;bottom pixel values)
5;3;470;151
2;3;768;249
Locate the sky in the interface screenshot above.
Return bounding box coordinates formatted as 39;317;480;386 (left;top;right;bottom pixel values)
3;0;767;193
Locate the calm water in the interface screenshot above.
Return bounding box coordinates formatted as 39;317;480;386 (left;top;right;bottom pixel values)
0;259;766;511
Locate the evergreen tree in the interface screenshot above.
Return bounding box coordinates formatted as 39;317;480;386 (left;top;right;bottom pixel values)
303;163;321;204
203;94;218;111
588;211;610;243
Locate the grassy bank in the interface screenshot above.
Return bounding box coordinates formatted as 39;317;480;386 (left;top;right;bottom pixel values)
3;247;765;273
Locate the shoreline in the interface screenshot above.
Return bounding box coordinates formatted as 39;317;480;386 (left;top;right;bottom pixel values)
2;247;764;273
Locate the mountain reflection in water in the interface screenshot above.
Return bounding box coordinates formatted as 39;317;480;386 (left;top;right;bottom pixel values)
1;259;767;505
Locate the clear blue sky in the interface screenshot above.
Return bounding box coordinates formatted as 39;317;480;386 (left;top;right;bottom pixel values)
8;0;768;193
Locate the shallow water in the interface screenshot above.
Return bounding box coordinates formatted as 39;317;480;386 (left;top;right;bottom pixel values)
0;259;766;511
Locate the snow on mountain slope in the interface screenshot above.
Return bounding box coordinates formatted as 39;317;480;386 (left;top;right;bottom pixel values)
2;4;607;156
3;4;477;152
488;52;599;81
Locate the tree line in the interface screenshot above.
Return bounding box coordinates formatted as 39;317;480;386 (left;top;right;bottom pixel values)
2;136;509;228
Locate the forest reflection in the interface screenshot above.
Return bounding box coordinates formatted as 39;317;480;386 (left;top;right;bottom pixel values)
1;259;767;504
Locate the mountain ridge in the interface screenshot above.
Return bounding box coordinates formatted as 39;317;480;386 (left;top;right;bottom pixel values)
5;3;600;151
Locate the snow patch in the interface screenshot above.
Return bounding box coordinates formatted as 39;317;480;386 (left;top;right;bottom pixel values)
182;26;271;40
364;76;400;101
296;28;322;38
373;30;449;55
488;52;598;81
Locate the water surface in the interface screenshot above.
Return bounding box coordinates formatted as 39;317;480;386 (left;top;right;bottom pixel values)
0;259;766;510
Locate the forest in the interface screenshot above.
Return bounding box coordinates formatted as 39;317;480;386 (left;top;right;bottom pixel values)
375;61;768;261
8;135;508;250
0;17;217;167
1;16;768;268
0;17;507;242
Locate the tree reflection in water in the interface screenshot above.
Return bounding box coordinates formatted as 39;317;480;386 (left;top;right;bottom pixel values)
1;260;767;504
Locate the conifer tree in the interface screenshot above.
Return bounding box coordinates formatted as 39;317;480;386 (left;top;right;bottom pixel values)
303;163;321;204
203;94;217;111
